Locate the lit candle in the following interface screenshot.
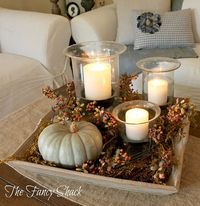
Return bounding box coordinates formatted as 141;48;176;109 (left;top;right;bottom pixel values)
148;78;168;106
125;108;149;141
84;62;112;100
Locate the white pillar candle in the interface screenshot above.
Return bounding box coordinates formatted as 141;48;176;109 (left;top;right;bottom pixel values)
148;78;168;106
125;108;149;141
83;62;112;100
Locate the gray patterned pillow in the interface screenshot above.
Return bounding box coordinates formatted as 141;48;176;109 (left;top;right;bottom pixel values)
134;9;194;50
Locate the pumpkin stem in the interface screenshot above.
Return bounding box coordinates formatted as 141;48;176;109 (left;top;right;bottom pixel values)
70;122;79;133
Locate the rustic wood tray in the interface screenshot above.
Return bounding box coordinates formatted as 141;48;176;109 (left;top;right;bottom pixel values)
7;111;190;195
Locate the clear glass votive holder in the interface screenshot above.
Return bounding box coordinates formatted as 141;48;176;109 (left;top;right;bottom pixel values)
136;57;181;106
65;41;126;108
112;100;161;143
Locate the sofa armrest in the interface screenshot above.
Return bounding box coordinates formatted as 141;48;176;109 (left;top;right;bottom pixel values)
0;8;71;75
71;4;117;43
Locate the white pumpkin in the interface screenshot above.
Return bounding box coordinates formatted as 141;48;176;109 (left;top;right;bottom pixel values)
38;121;103;168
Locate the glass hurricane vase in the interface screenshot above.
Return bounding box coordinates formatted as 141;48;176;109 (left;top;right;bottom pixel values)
136;57;181;106
112;100;161;143
65;41;126;108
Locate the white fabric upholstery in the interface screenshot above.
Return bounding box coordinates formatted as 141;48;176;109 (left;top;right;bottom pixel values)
175;43;200;88
71;5;200;80
0;53;53;119
182;0;200;43
115;0;171;45
134;72;200;110
0;8;71;119
134;44;200;88
133;43;200;109
0;7;71;76
71;5;117;43
174;85;200;110
70;3;200;108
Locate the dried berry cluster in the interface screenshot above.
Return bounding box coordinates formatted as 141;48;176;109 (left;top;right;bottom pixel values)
119;74;139;102
151;149;175;184
167;98;195;123
42;82;117;130
75;98;195;184
148;98;195;183
77;142;155;182
27;76;195;185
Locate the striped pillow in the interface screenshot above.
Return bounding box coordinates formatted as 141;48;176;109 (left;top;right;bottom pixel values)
134;9;194;50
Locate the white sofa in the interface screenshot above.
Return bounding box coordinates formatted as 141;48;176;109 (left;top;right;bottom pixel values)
71;3;200;108
0;8;71;119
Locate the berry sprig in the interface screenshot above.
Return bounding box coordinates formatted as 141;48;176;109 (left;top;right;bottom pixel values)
119;74;139;102
167;98;195;123
40;79;196;185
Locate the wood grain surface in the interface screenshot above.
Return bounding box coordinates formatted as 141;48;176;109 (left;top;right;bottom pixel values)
0;163;81;206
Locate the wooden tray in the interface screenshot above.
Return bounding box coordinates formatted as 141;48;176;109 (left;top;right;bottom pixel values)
7;112;190;195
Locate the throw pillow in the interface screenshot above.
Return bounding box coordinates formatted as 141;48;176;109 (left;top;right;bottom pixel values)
115;0;171;45
182;0;200;43
134;9;194;50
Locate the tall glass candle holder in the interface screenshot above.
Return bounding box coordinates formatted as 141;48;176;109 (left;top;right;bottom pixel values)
136;57;181;106
112;100;161;143
65;41;126;107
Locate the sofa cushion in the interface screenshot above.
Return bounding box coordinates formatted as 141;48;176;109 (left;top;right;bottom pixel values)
174;43;200;89
0;8;70;76
119;45;198;75
0;53;53;119
115;0;171;45
134;9;194;50
182;0;200;43
139;43;200;89
131;43;200;109
174;43;200;109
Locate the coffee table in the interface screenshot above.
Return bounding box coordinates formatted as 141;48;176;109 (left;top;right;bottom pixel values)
0;95;200;206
